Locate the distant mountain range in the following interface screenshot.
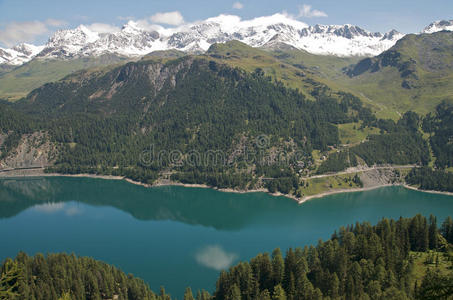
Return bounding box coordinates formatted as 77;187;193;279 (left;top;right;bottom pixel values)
5;14;452;66
1;15;453;117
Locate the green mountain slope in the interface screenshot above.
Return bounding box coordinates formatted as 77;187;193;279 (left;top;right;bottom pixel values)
2;31;452;117
1;53;441;198
344;31;453;115
1;55;389;192
1;41;451;196
203;41;367;103
0;55;128;101
268;31;453;118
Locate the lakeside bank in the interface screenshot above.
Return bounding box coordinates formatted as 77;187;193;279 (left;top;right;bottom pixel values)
1;167;452;204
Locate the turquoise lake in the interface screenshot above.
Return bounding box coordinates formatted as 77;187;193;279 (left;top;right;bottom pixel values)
1;177;453;297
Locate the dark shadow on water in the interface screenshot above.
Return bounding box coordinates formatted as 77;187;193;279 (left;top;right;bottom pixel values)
0;177;298;230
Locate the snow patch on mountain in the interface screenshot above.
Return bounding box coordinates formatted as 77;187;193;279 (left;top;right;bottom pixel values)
0;43;44;65
423;20;453;34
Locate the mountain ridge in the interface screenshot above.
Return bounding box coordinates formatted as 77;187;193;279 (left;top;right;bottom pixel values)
1;13;405;66
2;17;452;67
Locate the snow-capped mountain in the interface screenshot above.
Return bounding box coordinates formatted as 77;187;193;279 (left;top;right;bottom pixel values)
1;13;406;66
0;43;44;65
422;20;453;34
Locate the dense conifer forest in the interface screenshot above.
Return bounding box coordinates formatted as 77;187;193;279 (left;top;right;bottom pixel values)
0;57;452;195
1;215;452;300
406;167;453;193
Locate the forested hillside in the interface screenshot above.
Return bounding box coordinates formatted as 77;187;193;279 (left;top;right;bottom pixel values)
0;252;186;300
1;215;452;299
0;57;376;187
0;55;452;197
215;214;453;300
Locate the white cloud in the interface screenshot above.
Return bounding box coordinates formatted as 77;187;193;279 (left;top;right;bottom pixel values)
0;21;48;47
126;19;164;32
86;23;120;33
232;2;244;9
297;4;328;18
0;19;67;47
150;11;184;26
195;245;238;271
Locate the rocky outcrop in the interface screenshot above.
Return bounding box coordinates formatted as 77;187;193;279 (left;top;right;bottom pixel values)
0;132;58;170
359;168;404;188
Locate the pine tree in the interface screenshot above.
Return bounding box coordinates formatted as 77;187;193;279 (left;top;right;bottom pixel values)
441;216;453;243
57;291;72;300
226;284;241;300
282;248;296;296
0;259;22;299
258;289;272;300
366;281;382;300
428;215;438;250
196;290;211;300
271;249;284;287
272;284;286;300
184;287;195;300
330;273;340;299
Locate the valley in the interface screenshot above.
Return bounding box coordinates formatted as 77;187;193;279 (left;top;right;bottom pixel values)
1;46;452;200
1;7;453;300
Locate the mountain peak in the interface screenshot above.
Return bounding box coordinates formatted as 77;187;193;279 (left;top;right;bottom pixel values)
422;20;453;34
0;14;429;66
121;20;145;34
0;43;44;65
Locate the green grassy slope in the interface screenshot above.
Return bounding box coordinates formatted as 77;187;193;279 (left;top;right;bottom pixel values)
269;47;361;81
203;41;368;103
0;55;129;101
269;31;453;118
341;31;453;116
2;31;452;116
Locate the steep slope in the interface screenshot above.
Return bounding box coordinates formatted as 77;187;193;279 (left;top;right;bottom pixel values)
262;46;404;118
204;41;329;99
203;41;379;110
269;31;453;117
0;40;351;102
2;55;385;191
2;54;446;197
342;31;453;115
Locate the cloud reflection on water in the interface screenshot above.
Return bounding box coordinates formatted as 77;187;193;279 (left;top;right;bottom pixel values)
33;202;82;216
195;245;238;271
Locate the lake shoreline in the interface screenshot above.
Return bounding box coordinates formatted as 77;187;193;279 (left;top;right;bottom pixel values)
1;169;452;203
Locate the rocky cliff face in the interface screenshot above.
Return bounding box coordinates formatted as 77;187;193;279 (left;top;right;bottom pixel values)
0;132;58;170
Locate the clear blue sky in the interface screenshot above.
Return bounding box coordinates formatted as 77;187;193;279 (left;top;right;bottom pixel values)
0;0;452;47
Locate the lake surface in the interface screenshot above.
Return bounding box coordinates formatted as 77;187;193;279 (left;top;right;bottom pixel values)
1;177;453;297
